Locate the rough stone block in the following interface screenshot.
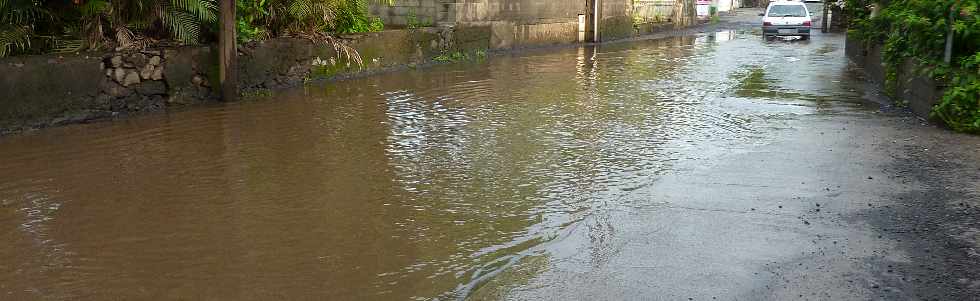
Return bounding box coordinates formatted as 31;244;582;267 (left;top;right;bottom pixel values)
140;64;155;79
151;68;163;81
114;68;127;83
110;55;123;67
122;70;141;86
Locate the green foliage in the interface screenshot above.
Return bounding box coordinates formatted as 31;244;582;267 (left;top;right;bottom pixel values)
0;0;49;56
236;0;269;42
932;53;980;133
331;0;383;34
406;9;431;29
846;0;980;133
0;0;219;56
0;25;32;57
0;0;389;57
433;51;468;62
433;49;488;63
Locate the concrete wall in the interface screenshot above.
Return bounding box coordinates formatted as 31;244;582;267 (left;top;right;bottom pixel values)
450;0;589;48
369;0;442;26
634;0;676;23
845;36;943;118
371;0;692;48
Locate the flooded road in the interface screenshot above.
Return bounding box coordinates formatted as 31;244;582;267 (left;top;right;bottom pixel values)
4;18;980;300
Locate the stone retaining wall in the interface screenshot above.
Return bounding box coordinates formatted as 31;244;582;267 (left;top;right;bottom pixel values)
845;36;944;118
0;29;452;134
0;48;216;132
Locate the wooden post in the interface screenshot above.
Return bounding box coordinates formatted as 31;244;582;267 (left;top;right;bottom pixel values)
219;0;237;102
821;0;830;33
585;0;599;42
944;3;956;64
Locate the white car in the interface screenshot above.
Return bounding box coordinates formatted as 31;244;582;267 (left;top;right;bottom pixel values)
760;1;813;40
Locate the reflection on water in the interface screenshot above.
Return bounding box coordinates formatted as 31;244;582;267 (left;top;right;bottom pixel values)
0;31;866;300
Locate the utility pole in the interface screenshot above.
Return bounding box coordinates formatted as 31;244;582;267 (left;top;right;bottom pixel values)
594;0;601;42
219;0;237;102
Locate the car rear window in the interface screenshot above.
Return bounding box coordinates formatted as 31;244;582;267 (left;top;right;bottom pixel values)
768;5;807;17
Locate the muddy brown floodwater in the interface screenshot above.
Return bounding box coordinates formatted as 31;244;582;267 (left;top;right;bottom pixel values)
3;25;980;300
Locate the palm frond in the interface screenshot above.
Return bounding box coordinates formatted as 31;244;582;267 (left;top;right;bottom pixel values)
287;0;315;19
0;0;51;26
159;4;202;43
78;0;111;17
171;0;217;23
48;37;84;53
0;26;31;57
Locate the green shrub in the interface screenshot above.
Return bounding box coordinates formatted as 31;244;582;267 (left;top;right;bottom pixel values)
0;0;390;56
406;9;432;29
0;0;219;56
846;0;980;133
331;0;384;34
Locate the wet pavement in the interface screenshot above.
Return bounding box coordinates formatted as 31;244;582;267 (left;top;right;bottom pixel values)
3;9;980;301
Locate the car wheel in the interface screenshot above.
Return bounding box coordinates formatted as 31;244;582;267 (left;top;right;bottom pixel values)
800;35;810;41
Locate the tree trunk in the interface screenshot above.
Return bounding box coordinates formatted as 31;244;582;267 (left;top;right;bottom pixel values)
673;0;697;28
219;0;237;102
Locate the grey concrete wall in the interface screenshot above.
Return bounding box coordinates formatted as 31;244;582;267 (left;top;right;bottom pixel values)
369;0;441;26
450;0;588;49
634;0;677;23
373;0;672;49
600;0;635;40
450;0;586;23
845;36;943;118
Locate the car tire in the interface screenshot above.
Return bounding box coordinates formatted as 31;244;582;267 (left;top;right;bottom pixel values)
800;35;810;41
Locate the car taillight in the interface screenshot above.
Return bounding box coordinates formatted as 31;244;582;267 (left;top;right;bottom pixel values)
764;21;773;26
803;21;812;26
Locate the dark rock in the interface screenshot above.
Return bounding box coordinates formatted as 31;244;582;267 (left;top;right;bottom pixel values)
111;94;138;111
50;109;113;125
126;53;148;66
100;80;133;98
164;47;212;87
93;94;112;110
136;80;167;96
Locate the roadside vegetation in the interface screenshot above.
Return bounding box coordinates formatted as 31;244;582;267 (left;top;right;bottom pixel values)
845;0;980;133
0;0;389;57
